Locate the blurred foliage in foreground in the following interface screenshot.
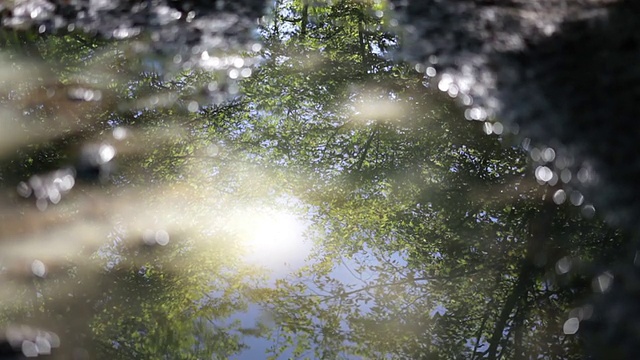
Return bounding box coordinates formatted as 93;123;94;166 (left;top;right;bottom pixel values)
0;0;631;359
0;25;273;359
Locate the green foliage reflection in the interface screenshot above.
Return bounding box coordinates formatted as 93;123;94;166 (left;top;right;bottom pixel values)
0;1;629;359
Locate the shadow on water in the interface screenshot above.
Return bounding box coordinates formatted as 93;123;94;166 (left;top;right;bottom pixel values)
0;1;638;359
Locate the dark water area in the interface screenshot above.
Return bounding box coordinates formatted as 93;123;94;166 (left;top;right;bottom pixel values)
0;1;639;359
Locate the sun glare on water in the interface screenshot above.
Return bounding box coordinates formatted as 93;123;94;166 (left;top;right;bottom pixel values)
227;207;308;270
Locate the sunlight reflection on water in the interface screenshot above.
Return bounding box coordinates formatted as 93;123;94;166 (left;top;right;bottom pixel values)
225;206;311;272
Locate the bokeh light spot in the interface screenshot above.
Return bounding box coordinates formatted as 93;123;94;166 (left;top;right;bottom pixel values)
563;317;579;335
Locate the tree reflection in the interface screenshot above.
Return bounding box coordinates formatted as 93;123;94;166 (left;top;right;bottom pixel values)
0;1;631;359
236;1;629;359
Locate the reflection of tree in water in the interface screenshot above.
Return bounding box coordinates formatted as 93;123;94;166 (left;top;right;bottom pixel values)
0;0;638;359
237;2;630;358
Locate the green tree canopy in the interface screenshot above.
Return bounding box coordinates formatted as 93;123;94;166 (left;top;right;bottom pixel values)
228;1;629;359
0;1;630;359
